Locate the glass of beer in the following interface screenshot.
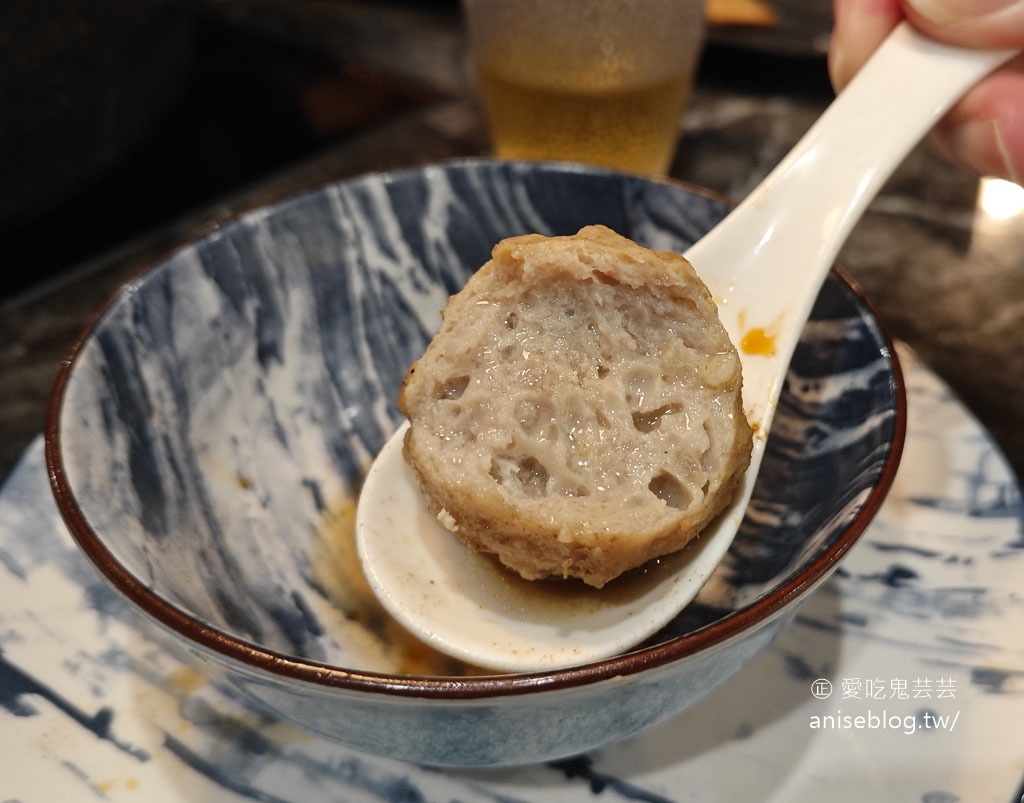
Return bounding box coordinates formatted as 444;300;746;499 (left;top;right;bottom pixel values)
461;0;706;176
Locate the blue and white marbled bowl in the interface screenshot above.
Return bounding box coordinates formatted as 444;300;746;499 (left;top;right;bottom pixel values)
46;160;905;766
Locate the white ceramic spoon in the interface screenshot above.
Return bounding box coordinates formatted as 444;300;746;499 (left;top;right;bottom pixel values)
357;23;1017;673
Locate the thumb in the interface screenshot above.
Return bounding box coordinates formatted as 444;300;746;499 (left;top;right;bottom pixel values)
929;61;1024;184
903;0;1024;47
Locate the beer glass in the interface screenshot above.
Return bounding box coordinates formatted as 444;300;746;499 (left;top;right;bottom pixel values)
462;0;706;175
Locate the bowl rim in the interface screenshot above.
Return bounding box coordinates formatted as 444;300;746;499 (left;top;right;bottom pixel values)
44;159;907;700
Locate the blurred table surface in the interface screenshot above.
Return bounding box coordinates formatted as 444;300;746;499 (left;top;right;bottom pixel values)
1;0;1022;488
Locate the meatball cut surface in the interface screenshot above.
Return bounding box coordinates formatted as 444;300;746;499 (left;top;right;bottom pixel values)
399;225;753;588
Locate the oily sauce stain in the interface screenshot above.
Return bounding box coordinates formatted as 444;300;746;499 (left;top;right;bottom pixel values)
740;326;777;357
316;497;483;677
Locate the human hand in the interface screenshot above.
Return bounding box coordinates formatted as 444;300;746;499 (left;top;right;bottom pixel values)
829;0;1024;183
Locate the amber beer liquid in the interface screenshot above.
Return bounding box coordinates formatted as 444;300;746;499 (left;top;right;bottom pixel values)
463;0;705;177
476;61;694;176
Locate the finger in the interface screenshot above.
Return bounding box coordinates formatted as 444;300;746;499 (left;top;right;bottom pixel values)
903;0;1024;48
930;55;1024;182
829;0;904;91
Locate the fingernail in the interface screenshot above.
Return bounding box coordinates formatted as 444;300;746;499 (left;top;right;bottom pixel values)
907;0;1022;27
828;36;848;91
829;0;901;91
938;118;1021;184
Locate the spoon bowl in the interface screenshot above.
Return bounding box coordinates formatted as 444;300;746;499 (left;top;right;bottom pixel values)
357;23;1017;671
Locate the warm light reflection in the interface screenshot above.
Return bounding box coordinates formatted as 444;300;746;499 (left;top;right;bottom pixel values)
977;177;1024;220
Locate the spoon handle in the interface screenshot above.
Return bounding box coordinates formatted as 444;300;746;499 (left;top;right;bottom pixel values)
686;21;1016;429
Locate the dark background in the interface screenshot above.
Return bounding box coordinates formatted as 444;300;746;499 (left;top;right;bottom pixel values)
0;0;443;303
